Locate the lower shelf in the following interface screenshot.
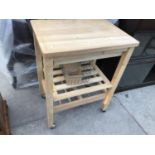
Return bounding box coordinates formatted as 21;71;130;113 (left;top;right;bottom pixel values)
42;61;112;112
54;91;105;113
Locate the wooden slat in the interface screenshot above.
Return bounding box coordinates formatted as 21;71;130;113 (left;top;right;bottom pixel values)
54;93;104;113
53;70;98;83
61;82;71;103
53;84;111;101
53;69;62;76
53;65;93;76
54;76;103;91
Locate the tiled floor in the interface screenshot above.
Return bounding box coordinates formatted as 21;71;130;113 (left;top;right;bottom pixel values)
0;72;154;135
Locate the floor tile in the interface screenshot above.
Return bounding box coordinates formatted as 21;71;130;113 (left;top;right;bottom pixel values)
116;85;155;134
12;98;145;135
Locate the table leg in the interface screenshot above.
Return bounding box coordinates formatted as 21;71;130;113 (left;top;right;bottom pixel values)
43;57;55;128
101;47;134;111
33;34;44;96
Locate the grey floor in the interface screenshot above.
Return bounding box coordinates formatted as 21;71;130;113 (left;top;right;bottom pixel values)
0;72;155;135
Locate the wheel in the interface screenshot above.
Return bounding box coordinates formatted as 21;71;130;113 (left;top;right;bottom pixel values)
41;95;46;99
100;108;106;112
12;76;17;89
50;123;56;129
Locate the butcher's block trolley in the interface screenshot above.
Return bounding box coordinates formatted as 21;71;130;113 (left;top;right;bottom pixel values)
31;20;139;128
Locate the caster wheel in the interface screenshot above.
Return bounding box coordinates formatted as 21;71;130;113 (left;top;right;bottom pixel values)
41;95;46;99
101;108;106;112
50;123;56;129
12;76;17;89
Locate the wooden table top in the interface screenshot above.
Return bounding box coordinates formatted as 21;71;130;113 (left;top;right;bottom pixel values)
31;20;139;57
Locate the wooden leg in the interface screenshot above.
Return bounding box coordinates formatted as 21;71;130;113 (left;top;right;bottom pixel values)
101;48;134;111
33;34;44;96
43;57;55;128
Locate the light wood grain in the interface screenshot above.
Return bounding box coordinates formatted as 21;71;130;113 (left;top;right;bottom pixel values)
101;48;134;111
43;57;55;128
31;20;139;128
53;84;110;101
54;49;123;65
41;63;112;103
54;94;104;113
31;20;139;57
33;33;44;96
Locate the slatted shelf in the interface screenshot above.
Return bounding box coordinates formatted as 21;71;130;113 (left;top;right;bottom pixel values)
42;61;112;112
54;76;103;91
54;84;107;101
54;92;105;113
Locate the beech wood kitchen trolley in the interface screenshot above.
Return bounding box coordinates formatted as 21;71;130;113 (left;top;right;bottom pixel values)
31;20;139;128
